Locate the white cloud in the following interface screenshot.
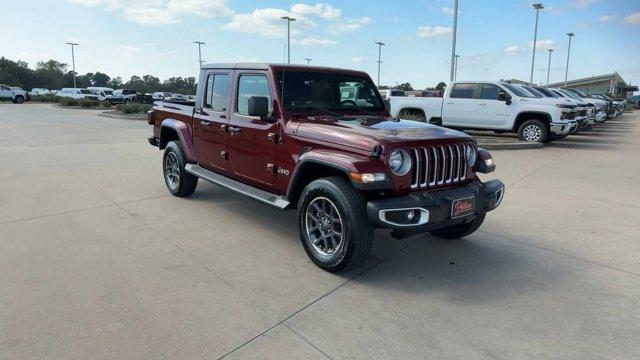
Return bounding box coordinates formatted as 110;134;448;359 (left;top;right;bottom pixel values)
417;26;452;38
290;3;341;20
221;8;294;37
598;15;617;23
222;3;358;37
506;46;526;56
624;12;640;25
327;16;372;33
529;39;557;51
570;0;597;9
441;7;455;15
351;56;365;64
67;0;232;25
294;38;337;46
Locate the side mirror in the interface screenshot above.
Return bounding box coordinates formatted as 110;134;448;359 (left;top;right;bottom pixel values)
498;90;512;105
248;96;272;121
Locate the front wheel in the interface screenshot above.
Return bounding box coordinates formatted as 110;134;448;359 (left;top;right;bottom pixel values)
517;119;549;143
163;141;198;197
297;177;373;272
13;96;25;104
431;213;485;239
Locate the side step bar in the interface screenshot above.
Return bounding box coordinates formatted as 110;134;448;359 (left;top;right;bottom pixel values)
185;164;290;210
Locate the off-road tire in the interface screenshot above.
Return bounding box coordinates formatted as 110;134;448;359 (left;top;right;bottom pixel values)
163;141;197;197
297;177;373;272
431;213;486;239
13;96;25;104
517;119;549;143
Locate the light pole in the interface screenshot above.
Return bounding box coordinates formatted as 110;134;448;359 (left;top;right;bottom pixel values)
304;58;312;66
454;54;460;81
546;49;554;85
194;41;205;68
449;0;459;82
281;16;296;64
530;3;544;84
375;41;385;87
65;42;79;88
564;32;575;87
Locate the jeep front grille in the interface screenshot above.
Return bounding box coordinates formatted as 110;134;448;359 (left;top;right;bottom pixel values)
408;144;469;190
577;109;587;117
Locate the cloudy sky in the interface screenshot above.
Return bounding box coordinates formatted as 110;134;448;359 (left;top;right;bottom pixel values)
2;0;639;88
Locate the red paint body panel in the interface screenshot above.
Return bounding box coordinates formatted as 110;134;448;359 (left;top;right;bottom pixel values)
150;64;477;197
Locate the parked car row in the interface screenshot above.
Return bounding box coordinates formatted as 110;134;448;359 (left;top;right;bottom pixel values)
388;81;625;143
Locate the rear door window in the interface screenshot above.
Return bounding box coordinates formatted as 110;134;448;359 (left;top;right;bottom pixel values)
204;73;231;111
450;83;477;99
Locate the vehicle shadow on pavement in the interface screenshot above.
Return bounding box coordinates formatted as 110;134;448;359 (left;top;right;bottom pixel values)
349;231;569;304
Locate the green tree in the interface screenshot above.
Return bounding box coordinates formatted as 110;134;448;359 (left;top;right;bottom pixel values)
396;82;414;91
436;82;447;90
0;57;36;88
35;60;67;89
92;72;111;87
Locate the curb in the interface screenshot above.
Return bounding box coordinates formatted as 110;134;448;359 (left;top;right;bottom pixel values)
98;112;147;120
477;141;543;150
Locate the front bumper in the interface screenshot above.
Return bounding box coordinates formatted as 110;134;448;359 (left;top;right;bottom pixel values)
366;179;504;234
550;121;577;136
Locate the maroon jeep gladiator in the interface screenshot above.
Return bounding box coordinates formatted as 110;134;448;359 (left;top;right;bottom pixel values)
147;63;504;272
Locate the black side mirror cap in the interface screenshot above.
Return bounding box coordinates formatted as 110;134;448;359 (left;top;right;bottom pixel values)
248;96;270;118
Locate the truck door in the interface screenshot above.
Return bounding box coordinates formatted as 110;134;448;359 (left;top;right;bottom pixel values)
441;83;479;128
193;71;231;172
227;72;278;186
476;83;514;129
0;85;12;99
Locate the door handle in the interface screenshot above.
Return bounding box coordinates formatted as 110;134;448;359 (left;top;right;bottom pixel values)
229;126;242;135
446;101;454;105
478;103;487;106
200;120;211;126
220;124;228;132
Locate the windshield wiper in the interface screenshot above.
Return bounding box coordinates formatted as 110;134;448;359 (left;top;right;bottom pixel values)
293;106;340;117
348;107;379;116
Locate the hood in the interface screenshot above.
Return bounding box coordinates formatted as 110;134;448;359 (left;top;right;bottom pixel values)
294;115;472;153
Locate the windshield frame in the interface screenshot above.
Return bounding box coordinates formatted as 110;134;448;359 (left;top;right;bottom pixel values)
502;83;535;98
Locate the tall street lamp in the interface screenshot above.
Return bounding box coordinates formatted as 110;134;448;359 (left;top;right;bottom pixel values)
375;41;385;87
454;54;460;81
546;49;554;85
304;58;312;66
65;42;79;88
194;41;205;68
281;16;296;64
530;3;544;84
564;32;575;87
449;0;459;82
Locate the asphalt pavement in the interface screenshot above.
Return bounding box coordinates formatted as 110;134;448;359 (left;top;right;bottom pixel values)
1;104;638;359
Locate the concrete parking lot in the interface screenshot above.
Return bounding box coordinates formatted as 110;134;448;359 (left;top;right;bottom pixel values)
1;103;639;359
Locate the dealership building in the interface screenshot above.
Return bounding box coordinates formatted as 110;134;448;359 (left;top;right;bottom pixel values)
547;72;638;99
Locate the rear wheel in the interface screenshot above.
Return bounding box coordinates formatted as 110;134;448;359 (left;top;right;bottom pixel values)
517;119;549;143
163;141;198;197
431;213;485;239
298;177;373;272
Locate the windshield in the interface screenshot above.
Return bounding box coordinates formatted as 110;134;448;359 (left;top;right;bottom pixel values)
276;71;384;112
521;85;544;98
502;83;534;98
560;90;580;100
535;87;557;98
551;90;566;98
80;89;91;94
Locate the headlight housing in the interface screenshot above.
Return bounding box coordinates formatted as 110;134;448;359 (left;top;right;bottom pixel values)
555;103;574;109
465;143;477;167
388;149;411;176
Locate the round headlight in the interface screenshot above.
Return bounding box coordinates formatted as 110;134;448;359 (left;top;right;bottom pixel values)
388;149;411;176
465;144;477;167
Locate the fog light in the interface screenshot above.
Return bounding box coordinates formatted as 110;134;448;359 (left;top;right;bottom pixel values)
350;172;387;183
484;158;494;167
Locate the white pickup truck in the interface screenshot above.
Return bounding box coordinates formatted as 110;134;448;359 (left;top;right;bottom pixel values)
0;84;28;103
389;81;579;143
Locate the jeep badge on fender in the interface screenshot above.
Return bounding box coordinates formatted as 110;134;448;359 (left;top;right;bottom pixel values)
147;63;505;272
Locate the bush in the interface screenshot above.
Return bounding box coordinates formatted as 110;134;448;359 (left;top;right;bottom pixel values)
79;98;100;108
119;103;151;114
60;97;79;107
34;95;62;103
101;101;111;108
